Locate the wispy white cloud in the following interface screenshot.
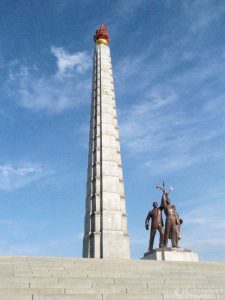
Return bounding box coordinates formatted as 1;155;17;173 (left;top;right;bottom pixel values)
0;164;51;191
204;95;225;116
75;232;83;240
6;47;91;114
121;94;225;174
177;188;225;259
115;4;225;175
0;218;80;256
119;83;225;174
130;237;146;246
51;46;90;77
195;239;225;247
182;0;225;32
114;0;147;16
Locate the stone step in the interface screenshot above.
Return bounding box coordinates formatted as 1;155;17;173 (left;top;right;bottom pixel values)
0;257;223;266
0;287;224;296
0;295;221;300
0;270;223;277
1;274;222;280
0;278;224;288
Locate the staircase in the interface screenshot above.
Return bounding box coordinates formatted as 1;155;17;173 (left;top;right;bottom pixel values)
0;256;224;299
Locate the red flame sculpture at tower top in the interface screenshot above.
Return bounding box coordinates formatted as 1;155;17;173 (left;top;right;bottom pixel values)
94;24;110;45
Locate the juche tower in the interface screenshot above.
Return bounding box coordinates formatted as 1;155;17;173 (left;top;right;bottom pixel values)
83;25;130;258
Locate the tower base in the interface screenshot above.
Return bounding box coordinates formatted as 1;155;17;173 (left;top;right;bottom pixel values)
142;247;199;261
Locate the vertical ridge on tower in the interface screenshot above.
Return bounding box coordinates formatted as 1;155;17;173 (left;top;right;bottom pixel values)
83;25;130;258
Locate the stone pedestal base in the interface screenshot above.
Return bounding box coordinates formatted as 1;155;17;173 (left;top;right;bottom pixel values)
142;247;199;262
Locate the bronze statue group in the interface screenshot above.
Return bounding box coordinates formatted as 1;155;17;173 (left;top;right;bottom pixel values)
145;183;183;252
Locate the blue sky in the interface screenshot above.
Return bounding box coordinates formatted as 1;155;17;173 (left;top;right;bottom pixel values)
0;0;224;261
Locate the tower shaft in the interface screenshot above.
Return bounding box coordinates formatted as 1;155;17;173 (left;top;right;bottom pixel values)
83;26;130;258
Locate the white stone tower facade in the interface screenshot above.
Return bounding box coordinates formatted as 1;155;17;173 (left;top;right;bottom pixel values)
83;25;130;259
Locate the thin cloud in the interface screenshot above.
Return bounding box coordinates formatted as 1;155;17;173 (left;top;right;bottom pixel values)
75;233;83;240
115;7;225;175
0;164;51;191
6;47;91;114
180;195;225;257
0;220;78;256
119;78;225;173
130;237;146;246
195;239;225;247
182;1;225;32
51;46;90;77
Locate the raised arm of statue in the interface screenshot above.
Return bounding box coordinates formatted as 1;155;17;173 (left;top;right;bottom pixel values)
161;192;168;208
156;183;168;207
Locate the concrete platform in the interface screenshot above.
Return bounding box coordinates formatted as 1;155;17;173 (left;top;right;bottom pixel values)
0;256;224;299
142;247;199;261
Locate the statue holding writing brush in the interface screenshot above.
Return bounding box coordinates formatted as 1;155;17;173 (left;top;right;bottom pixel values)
156;182;183;248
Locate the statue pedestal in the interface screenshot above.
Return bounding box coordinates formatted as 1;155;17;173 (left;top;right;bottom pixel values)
142;247;199;262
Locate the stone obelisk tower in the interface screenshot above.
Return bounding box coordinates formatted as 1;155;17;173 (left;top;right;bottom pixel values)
83;25;130;259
